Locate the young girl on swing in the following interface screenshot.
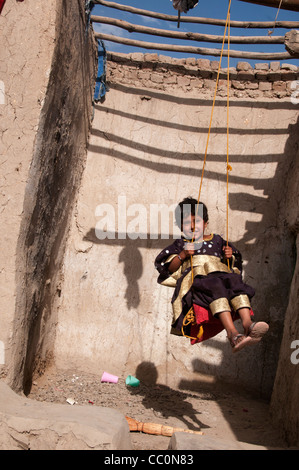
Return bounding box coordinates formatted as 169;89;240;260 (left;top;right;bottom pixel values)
155;197;268;353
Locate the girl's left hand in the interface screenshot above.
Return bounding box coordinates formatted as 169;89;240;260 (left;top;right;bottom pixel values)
184;242;195;256
223;246;233;259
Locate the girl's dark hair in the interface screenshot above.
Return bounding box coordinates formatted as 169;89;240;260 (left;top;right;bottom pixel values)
174;197;209;227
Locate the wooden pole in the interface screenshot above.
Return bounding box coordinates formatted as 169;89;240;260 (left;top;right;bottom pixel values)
91;15;285;44
94;32;292;60
93;0;299;28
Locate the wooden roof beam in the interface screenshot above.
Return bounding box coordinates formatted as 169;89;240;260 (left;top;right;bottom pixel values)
94;32;292;59
94;1;299;24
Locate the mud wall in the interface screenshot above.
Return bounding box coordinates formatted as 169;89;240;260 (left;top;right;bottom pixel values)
0;0;57;383
270;142;299;447
0;0;96;393
1;0;298;446
53;52;299;405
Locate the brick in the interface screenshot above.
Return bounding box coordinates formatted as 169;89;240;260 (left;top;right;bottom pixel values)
245;81;259;89
280;71;297;81
164;75;177;84
189;78;202;89
158;54;171;63
186;57;197;66
210;61;219;70
127;69;138;81
259;81;272;91
130;53;144;62
233;90;245;98
172;58;185;65
198;69;212;79
218;79;229;89
137;71;151;80
184;66;198;76
281;63;298;71
197;58;211;69
144;53;159;62
236;61;253;71
268;72;282;81
247;90;260;98
203;78;216;90
255;71;268;80
255;63;269;71
237;70;255;81
177;76;191;87
231;80;245;90
270;61;280;71
151;73;163;83
272;81;287;91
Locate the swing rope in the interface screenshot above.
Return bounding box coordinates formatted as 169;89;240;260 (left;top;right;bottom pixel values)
226;9;231;262
182;0;232;340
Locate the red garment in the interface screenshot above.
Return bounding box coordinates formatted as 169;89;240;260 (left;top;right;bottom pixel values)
189;304;254;345
0;0;6;15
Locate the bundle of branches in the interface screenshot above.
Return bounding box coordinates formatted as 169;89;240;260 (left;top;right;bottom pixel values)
172;0;199;27
172;0;199;13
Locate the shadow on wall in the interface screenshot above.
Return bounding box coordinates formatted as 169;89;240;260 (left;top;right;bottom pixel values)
84;229;166;310
84;84;298;398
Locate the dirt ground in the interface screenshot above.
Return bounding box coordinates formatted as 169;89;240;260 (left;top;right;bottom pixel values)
28;367;289;450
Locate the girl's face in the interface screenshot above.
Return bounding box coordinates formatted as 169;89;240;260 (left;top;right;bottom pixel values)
182;213;206;241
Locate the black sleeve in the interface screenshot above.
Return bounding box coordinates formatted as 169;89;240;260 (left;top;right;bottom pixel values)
154;239;184;284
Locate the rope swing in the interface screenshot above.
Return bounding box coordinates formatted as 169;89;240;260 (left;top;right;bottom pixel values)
181;0;232;340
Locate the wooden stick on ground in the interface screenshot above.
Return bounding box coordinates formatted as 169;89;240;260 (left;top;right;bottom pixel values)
125;416;203;437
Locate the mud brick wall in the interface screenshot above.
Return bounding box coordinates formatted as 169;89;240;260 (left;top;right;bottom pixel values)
106;52;298;99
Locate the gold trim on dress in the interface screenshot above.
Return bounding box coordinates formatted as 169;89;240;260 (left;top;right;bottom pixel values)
230;294;251;311
172;270;193;321
166;255;238;322
209;298;231;315
161;249;241;323
160;254;182;287
183;255;232;275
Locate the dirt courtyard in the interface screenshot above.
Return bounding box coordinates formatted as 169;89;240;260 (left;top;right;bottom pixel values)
28;367;288;450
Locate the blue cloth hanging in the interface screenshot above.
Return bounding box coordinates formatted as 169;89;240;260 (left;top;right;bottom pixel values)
94;40;107;102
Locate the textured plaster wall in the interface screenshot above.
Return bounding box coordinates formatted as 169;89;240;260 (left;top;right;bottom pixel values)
0;0;96;393
270;143;299;447
53;53;299;400
0;0;57;381
0;0;298;445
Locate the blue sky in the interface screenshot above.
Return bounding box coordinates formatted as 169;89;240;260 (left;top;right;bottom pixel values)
92;0;299;67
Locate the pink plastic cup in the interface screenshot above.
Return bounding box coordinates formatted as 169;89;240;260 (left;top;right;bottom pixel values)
101;371;119;384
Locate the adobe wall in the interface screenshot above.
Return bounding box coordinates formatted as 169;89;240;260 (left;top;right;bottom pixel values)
0;0;57;383
0;0;96;393
106;51;298;100
270;142;299;446
53;51;299;407
0;0;298;445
